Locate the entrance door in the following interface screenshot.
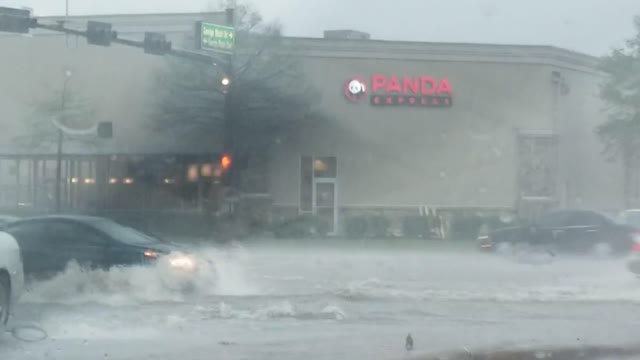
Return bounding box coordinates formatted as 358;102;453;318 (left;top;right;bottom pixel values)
313;179;337;235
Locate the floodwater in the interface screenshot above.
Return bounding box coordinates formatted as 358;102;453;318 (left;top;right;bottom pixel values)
1;241;640;360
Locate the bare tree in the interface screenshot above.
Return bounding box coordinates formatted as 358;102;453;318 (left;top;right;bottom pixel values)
152;3;323;192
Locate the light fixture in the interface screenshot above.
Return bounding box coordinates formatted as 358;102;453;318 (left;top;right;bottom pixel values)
200;164;213;177
84;178;95;184
109;178;119;184
70;177;79;184
187;165;199;182
123;177;134;185
313;159;327;172
163;178;176;184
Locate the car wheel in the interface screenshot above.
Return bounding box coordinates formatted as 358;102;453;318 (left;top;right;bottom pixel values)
591;242;613;258
0;273;10;326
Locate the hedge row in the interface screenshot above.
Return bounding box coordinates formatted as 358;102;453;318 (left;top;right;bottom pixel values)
271;213;517;240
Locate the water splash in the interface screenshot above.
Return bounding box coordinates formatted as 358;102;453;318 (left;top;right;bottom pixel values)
20;246;259;305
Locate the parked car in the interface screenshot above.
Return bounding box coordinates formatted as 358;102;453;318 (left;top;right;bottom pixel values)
477;210;638;256
0;231;24;330
1;215;201;285
618;209;640;277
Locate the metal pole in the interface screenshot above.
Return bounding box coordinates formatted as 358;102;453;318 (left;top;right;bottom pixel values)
55;77;69;213
64;0;69;47
224;8;235;186
55;129;63;213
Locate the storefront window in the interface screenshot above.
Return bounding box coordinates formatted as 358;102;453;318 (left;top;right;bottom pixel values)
313;157;337;178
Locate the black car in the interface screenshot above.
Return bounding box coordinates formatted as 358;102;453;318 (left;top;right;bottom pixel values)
2;215;196;279
0;215;18;227
478;210;639;255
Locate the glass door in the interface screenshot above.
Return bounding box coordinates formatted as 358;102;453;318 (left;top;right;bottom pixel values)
313;179;337;235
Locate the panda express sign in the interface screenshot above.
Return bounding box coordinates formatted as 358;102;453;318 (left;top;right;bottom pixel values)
344;75;452;108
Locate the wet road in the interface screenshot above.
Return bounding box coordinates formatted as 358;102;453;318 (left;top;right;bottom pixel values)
1;242;640;360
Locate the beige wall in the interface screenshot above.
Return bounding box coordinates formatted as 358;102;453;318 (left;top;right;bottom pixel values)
269;50;624;211
0;12;226;157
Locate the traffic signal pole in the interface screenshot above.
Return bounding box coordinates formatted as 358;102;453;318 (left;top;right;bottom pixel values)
33;20;227;66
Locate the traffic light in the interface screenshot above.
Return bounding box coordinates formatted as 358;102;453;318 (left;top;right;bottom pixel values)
220;75;231;94
97;122;113;139
221;154;232;170
218;154;233;186
144;32;171;55
0;7;34;34
86;21;116;46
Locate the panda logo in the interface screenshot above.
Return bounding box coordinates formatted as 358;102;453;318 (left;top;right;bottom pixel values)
348;80;365;95
344;77;367;103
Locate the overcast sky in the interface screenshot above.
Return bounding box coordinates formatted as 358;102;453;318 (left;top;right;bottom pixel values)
4;0;639;56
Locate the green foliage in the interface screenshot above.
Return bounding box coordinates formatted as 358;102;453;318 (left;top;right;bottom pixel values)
368;215;390;238
344;216;368;238
450;214;511;241
402;215;431;238
597;15;640;161
272;214;330;239
344;215;391;239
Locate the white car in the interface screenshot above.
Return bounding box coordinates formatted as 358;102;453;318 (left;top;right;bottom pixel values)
0;231;24;330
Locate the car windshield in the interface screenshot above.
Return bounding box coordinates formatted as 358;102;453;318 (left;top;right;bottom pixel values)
90;219;160;246
3;1;640;359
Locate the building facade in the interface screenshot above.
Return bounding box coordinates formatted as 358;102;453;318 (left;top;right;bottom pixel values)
0;12;227;213
268;37;623;234
0;12;625;235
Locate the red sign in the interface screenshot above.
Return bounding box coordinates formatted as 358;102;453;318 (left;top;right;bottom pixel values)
345;75;452;108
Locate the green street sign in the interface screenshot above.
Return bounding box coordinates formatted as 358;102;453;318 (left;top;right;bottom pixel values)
199;22;235;53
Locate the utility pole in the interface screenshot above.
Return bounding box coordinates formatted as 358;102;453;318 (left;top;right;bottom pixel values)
55;70;72;213
64;0;69;46
223;8;235;156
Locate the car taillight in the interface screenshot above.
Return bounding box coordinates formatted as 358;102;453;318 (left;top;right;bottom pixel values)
630;232;640;251
477;235;493;248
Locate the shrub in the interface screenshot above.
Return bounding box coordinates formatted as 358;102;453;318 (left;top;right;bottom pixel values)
368;215;390;238
402;215;430;238
450;213;517;241
272;214;330;239
344;216;368;238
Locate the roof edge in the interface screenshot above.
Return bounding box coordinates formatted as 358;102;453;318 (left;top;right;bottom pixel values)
38;11;225;20
281;36;599;62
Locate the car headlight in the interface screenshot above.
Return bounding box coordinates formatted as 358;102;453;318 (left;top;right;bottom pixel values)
168;255;197;272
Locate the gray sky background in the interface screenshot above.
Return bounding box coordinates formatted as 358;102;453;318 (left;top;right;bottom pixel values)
4;0;639;56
